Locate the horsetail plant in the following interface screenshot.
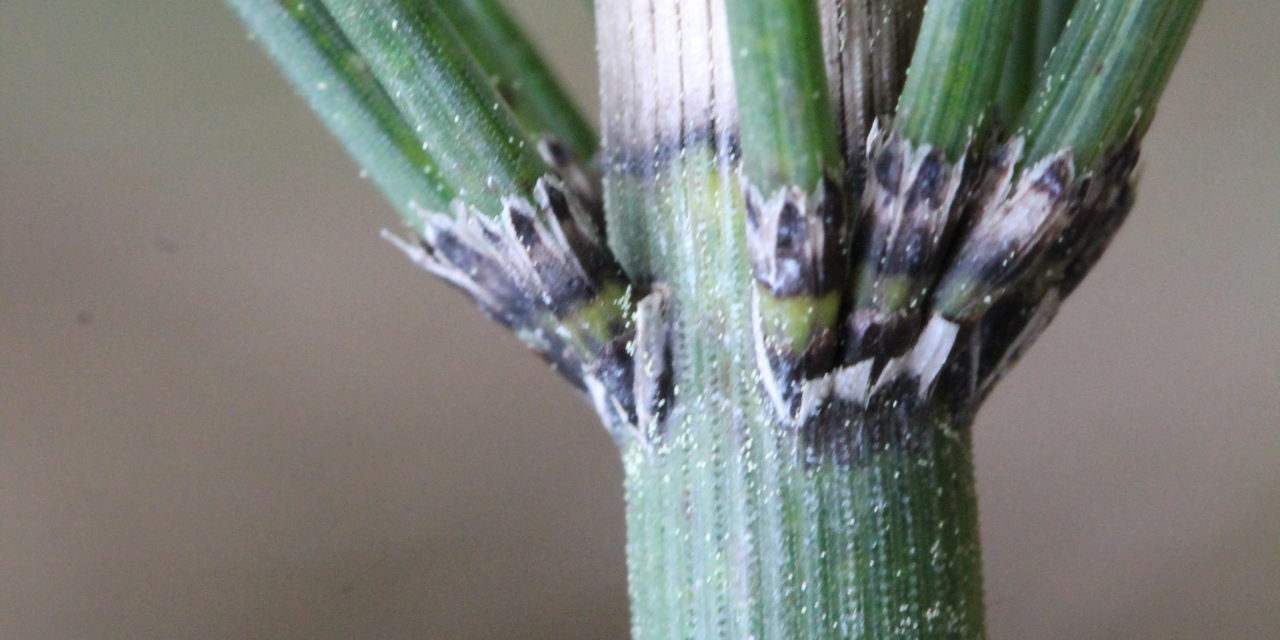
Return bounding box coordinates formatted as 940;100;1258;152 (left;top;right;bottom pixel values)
226;0;1203;637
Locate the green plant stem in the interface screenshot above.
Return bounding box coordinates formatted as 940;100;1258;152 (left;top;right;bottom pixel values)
600;4;986;638
726;0;842;192
321;0;546;216
435;0;597;160
226;0;452;229
624;411;985;640
895;0;1018;158
1019;0;1204;169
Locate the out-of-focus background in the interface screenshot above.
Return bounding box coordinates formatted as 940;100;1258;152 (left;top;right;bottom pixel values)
1;2;1276;638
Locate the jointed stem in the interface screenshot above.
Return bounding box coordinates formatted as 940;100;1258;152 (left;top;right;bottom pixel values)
229;1;1208;638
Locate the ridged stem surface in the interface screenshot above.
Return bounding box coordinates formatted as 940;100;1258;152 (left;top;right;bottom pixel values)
599;3;984;638
623;411;984;640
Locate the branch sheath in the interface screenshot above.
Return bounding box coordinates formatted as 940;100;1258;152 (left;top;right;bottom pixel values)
729;0;849;417
845;0;1017;362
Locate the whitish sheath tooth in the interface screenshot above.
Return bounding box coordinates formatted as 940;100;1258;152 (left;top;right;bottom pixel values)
744;175;847;420
632;286;672;442
932;144;1075;322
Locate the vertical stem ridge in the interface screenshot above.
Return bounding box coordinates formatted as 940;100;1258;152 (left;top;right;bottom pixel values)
819;0;927;188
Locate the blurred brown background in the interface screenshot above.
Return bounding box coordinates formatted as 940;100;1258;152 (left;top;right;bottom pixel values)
1;2;1276;638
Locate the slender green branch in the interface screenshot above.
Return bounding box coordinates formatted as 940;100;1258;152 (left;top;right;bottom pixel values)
994;1;1036;124
730;0;847;414
436;0;597;160
1019;0;1204;168
727;0;842;191
321;0;546;216
226;0;452;229
1034;0;1076;74
895;0;1018;158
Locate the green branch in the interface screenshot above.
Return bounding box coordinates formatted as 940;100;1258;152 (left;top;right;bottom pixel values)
727;0;842;191
1019;0;1204;169
226;0;453;229
321;0;546;216
895;0;1018;158
436;0;597;160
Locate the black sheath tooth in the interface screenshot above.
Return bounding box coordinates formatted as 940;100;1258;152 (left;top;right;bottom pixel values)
1057;137;1139;295
744;174;847;299
537;137;606;231
582;286;674;446
744;175;848;421
931;142;1077;319
584;336;638;436
846;121;968;363
929;136;1140;398
386;170;635;409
